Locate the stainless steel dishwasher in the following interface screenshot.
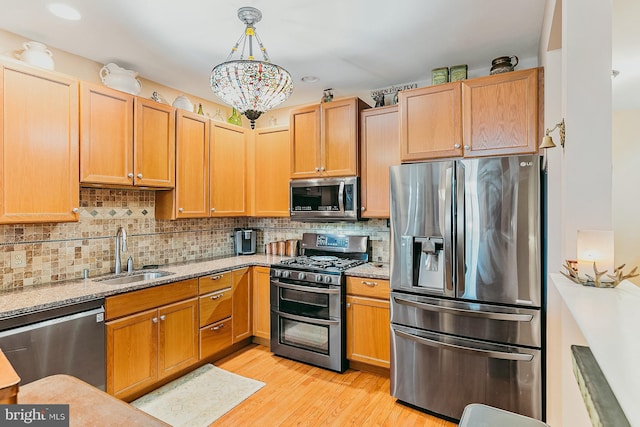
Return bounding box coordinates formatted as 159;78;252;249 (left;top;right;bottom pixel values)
0;299;105;389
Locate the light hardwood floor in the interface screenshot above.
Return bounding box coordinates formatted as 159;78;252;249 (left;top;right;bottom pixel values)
212;344;457;427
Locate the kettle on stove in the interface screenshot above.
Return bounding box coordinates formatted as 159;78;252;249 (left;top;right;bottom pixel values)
234;228;256;255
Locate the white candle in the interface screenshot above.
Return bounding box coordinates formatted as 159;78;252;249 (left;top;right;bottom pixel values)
577;230;614;281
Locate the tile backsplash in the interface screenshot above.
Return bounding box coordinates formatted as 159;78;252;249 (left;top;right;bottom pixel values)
0;189;390;290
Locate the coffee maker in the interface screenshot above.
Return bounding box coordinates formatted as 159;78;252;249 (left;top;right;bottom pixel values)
234;228;256;255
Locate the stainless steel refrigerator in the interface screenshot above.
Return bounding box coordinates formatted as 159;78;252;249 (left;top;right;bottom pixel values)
389;155;543;421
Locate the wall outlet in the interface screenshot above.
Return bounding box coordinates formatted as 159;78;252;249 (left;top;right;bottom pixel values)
11;250;27;268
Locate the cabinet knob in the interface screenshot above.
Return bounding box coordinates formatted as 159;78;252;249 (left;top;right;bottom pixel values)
127;173;134;179
315;167;320;172
137;173;143;179
346;303;351;308
159;315;166;321
178;208;184;212
361;206;366;211
152;317;158;323
72;208;79;213
211;208;216;212
320;167;325;171
454;144;461;149
464;145;470;150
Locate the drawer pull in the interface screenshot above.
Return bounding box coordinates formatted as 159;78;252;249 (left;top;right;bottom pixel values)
209;275;223;281
361;280;378;287
210;293;224;300
211;324;225;331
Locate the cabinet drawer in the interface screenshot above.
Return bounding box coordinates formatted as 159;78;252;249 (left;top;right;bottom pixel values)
198;271;232;294
105;278;198;321
346;276;390;300
199;288;232;327
199;317;232;360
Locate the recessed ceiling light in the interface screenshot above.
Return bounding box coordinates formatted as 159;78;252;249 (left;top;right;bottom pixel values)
47;3;81;20
301;76;319;83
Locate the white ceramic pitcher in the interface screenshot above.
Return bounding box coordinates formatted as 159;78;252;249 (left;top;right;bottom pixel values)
20;41;55;70
99;62;142;95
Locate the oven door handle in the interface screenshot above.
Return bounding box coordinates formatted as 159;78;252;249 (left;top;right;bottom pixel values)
272;280;341;295
393;329;534;362
273;310;340;326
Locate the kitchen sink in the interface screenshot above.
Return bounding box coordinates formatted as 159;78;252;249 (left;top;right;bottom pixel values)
96;270;174;285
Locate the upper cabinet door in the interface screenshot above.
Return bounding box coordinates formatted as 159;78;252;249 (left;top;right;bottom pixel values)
254;126;290;217
399;82;463;161
290;104;321;178
210;122;247;216
360;105;400;218
321;97;365;177
462;68;540;157
134;98;176;188
174;110;210;218
80;82;134;186
0;64;79;224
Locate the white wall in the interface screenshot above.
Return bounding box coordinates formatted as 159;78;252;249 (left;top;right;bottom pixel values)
613;109;640;285
541;0;615;425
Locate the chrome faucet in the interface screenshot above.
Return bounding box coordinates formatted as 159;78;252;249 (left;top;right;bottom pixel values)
114;226;127;274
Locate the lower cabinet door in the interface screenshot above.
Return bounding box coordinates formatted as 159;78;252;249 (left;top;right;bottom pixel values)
232;268;252;343
346;295;390;368
252;266;271;340
106;308;158;399
200;317;233;360
158;298;198;379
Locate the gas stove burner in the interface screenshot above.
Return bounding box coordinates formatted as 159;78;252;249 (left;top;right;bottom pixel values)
310;256;339;262
278;255;364;272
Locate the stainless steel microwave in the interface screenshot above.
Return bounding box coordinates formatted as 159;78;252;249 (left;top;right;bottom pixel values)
290;177;359;222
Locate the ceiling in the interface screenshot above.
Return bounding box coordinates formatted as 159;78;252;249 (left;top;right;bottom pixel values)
0;0;548;109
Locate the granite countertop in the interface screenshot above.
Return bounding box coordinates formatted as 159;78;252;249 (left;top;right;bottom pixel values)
550;273;640;426
0;255;391;319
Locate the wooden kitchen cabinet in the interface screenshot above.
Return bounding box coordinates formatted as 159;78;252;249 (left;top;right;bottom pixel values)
156;110;209;219
253;126;290;216
399;82;462;161
80;82;175;188
360;105;400;218
462;67;541;157
0;63;79;224
252;266;271;341
232;267;252;343
210;122;247;216
105;278;198;401
346;276;391;369
290;97;368;178
400;67;541;161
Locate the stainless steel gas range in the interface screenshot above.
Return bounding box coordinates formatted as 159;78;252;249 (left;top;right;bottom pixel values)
270;233;369;372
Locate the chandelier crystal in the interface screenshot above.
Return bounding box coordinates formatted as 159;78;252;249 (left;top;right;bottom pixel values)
210;7;293;129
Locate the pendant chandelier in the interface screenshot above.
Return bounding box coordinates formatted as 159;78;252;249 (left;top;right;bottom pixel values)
210;7;293;129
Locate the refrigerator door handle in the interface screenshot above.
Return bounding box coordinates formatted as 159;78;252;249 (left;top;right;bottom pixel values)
444;165;454;295
393;296;533;322
455;162;466;297
393;329;534;362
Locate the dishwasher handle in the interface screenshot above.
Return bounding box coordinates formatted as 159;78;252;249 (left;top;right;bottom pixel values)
0;306;104;338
